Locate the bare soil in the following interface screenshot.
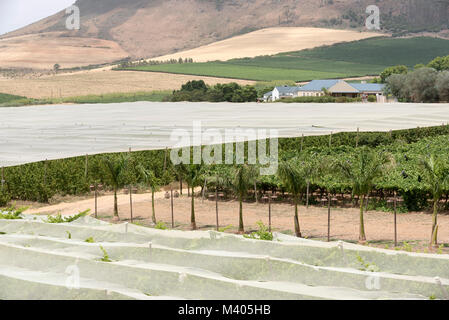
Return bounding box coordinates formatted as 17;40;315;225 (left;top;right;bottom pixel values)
0;70;254;99
151;27;381;62
24;190;449;253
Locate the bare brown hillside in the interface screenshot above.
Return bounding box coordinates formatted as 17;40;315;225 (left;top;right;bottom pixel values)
1;0;448;69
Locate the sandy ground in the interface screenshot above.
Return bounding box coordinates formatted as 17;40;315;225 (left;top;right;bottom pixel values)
25;190;449;248
152;27;382;62
0;32;129;70
0;70;254;99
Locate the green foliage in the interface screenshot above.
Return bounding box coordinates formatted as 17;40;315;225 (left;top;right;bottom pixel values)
118;37;449;82
120;62;343;82
380;65;408;83
85;237;95;243
169;82;258;102
367;95;377;103
99;245;112;262
218;225;233;232
436;71;449;101
66;231;72;239
243;221;273;241
155;221;167;230
427;55;449;71
0;205;27;220
356;254;380;272
0;91;169;108
0;190;10;207
0;93;27;105
45;210;90;223
385;68;440;102
336;147;390;197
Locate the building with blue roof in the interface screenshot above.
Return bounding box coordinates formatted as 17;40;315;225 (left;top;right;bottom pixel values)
263;80;385;102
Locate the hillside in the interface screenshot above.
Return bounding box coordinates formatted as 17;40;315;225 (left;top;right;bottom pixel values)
151;27;380;62
0;0;448;70
122;37;449;81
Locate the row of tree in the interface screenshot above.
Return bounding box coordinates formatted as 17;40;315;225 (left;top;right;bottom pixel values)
97;146;449;247
385;68;449;102
379;55;449;83
118;57;194;69
166;80;258;102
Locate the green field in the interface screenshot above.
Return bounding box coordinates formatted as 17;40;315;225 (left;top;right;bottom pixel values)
0;91;170;107
124;63;346;82
123;37;449;81
0;93;26;105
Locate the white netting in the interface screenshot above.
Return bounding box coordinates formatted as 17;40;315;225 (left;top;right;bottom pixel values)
0;216;448;300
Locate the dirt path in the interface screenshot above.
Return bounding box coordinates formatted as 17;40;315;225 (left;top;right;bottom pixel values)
25;191;449;249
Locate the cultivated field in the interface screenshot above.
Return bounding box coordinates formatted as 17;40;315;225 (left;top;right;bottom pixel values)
128;63;347;82
0;71;254;99
131;37;449;81
152;27;381;62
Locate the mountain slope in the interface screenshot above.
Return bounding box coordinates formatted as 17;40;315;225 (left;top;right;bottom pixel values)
1;0;448;69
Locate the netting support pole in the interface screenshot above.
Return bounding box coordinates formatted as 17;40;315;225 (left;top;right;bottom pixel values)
1;167;4;191
170;185;174;228
129;185;133;223
394;190;398;247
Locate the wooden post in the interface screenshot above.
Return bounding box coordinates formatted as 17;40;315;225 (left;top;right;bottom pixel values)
355;127;359;148
394;190;398;247
180;177;183;195
202;178;207;203
170;185;174;228
327;192;331;242
1;167;4;190
306;181;310;209
44;159;48;186
163;147;168;172
254;181;258;204
129;185;133;223
94;185;98;219
215;185;219;231
268;195;272;233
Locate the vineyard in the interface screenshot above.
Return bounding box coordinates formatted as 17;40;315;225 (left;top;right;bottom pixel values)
120;37;449;81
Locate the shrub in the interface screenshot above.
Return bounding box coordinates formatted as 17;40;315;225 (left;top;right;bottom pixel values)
0;205;27;220
0;190;10;207
99;246;112;262
244;221;273;241
155;221;167;230
45;209;90;223
367;95;377;102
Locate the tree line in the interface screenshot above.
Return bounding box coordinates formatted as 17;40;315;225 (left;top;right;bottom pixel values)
165;80;258;102
377;55;449;102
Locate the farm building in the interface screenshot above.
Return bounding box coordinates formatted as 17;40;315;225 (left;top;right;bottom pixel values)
264;80;385;102
271;86;302;101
